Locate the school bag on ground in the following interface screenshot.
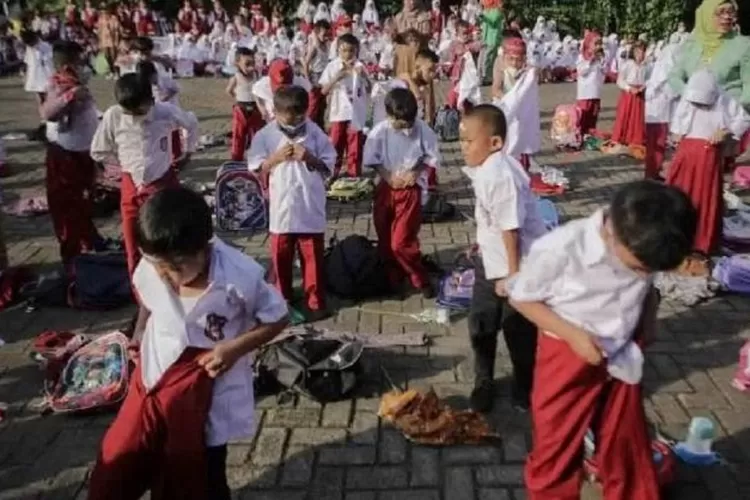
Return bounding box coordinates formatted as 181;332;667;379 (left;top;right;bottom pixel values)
584;431;676;487
712;255;750;294
326;177;374;202
215;161;268;232
436;255;475;310
256;335;363;402
422;193;457;223
68;253;133;309
434;106;460;142
324;235;391;299
550;104;582;150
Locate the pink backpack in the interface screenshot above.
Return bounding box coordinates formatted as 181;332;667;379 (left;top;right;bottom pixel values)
550;104;582;150
732;340;750;393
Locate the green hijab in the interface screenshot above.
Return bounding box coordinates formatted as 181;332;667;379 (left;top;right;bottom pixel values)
693;0;738;61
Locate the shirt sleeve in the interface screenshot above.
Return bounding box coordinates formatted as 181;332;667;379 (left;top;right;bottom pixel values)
485;172;523;232
318;62;335;87
313;124;337;173
506;237;568;303
617;61;631;91
420;125;441;169
90;108;118;164
362;127;384;168
667;40;692;97
168;104;199;152
250;274;288;324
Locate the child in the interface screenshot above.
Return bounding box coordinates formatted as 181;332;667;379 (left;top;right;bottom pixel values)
90;73;199;278
576;30;605;136
40;41;101;275
458;104;547;412
22;30;53;138
252;59;312;123
611;41;647;148
226;47;264;161
248;85;336;320
88;187;289;500
507;180;697;499
644;43;680;180
492;36;541;170
668;69;750;255
135;60;184;163
320;33;371;178
363;88;438;298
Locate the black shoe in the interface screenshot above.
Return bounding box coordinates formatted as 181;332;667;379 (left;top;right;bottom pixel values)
470;380;495;413
306;308;331;323
420;283;436;299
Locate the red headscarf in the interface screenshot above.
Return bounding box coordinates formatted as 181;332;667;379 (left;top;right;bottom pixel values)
503;36;526;57
582;30;602;61
269;59;293;92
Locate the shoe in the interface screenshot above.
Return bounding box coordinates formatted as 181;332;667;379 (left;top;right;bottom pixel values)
420;283;436;299
306;308;331;323
470;380;495;413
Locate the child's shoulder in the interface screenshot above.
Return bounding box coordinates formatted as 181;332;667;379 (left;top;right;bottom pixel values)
212;238;266;284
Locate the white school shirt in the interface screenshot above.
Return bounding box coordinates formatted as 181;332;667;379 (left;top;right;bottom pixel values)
251;75;312;119
90;103;199;186
362;119;440;191
506;209;651;384
154;75;181;107
645;44;680;124
134;239;288;446
494;67;542;157
370;78;409;125
45;101;100;152
462;152;547;280
670;94;750;141
234;71;255;102
23;42;52;93
247;119;336;234
617;60;648;91
576;57;605;100
319;58;369;130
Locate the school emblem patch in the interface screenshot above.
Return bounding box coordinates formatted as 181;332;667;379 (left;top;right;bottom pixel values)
160;136;169;152
204;313;228;342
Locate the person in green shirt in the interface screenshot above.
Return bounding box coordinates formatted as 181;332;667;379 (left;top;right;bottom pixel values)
480;0;504;84
668;0;750;110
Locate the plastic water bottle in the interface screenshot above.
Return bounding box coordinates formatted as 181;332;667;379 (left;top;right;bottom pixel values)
684;417;715;455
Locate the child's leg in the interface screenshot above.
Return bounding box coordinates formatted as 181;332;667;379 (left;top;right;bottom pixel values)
390;186;428;289
230;104;249;162
525;334;608;499
467;264;503;394
373;182;400;287
269;233;296;302
345;127;364;177
588;98;601;132
120;173;143;278
644;123;668;179
500;303;538;406
296;233;327;312
205;445;231;500
329;121;348;177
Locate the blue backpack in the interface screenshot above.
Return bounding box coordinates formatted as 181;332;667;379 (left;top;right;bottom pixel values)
215;161;268;232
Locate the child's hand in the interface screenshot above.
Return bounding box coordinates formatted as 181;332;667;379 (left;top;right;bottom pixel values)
710;128;729;145
198;341;242;378
336;68;349;81
494;279;507;297
291;144;307;162
269;144;293;166
400;170;419;187
567;329;604;366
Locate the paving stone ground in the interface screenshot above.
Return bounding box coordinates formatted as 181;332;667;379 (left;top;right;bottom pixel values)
0;76;749;500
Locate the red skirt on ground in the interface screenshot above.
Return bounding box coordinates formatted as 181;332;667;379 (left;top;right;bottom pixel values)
577;99;601;136
644;123;668;179
611;90;645;146
666;138;723;255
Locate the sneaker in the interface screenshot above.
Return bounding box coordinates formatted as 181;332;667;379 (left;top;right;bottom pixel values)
420;283;436;299
470;380;495;413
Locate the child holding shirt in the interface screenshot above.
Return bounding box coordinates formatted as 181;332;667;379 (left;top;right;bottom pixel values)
576;30;606;136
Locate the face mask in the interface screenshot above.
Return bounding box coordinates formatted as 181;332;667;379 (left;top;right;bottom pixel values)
278;122;306;138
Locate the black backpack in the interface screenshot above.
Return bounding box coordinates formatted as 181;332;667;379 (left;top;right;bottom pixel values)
256;336;364;402
422;193;457;223
68;253;133;309
324;235;391;299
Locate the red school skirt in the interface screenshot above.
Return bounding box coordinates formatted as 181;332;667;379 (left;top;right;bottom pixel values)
666;137;723;255
611;90;645;146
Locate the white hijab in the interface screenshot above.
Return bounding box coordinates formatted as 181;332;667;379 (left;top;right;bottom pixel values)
362;0;379;25
314;3;330;23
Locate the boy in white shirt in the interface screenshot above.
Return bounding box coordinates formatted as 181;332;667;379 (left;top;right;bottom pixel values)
364;88;438;298
507;181;697;499
458;104;547;412
303;20;332;128
21;30;53;139
320;33;371;178
576;30;605;136
226;47;263;161
88;187;288;500
248;85;336;321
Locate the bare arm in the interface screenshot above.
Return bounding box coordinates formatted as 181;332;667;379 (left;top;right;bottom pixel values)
225;75;237;98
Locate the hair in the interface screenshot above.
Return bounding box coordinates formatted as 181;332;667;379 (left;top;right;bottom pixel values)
314;20;331;31
337;33;360;50
115;73;154;112
136;60;158;84
629;40;647;59
416;49;439;64
235;46;255;59
131;36;154;54
52;40;84;69
462;104;508;141
609;181;697;271
136;187;214;260
273;85;310;115
384;88;419;123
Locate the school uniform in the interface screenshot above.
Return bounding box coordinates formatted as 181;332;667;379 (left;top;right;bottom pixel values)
319;58;369;177
251;74;312;121
90;103;199;278
463;152;546;403
611;60;648;146
151;72;185;163
506;209;661;500
494;67;541;170
40;72;100;274
248;119;336;312
88;239;288;500
668;89;750;254
576;57;605;135
644;45;679;179
363;119;439;289
230;71;264;161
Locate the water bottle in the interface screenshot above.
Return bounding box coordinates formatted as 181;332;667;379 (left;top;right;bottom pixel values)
684;417;715;455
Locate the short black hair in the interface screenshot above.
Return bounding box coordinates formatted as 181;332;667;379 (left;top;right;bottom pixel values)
273;85;309;115
235;46;255;59
115;73;154;112
610;181;697;271
131;36;154;54
136;187;214;260
314;20;331;31
136;60;158;83
52;40;84;69
338;33;359;50
384;88;418;123
463;104;508;141
416;49;439;64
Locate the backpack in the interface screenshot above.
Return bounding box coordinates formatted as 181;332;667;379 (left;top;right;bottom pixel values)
550;104;582;150
584;432;676;487
256;336;363;402
422;193;457;223
326;177;374;203
436;260;475;310
324;235;391;299
43;331;130;413
215;161;268;232
434;106;460;142
68;253;133;309
712;255;750;294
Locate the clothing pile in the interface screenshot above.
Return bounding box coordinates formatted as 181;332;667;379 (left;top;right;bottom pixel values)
713;255;750;295
723;211;750;253
528;163;569;196
654;256;717;306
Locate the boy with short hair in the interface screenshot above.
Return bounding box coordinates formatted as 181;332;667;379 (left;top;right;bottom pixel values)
507;181;697;499
91;73;199;279
364;88;438;298
303;20;332;128
248;85;336;321
226;46;263;161
88;187;289;500
459;104;547;412
320;33;371;178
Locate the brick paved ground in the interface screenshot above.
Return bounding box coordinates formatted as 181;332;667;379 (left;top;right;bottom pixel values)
0;76;749;500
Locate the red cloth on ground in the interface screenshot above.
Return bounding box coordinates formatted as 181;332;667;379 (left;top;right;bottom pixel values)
88;347;213;500
230;103;265;162
644;123;668;180
525;333;660;500
269;233;326;311
666;137;723;254
329;121;364;177
611;90;645;146
577;98;601;136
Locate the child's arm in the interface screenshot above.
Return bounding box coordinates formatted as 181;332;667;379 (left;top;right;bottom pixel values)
248;130;293;173
362;130;401;188
225;74;237;98
637;286;659;346
159;75;179;102
320;65;347;96
617;61;633;92
169;104;199;155
302;43;315;79
90;109;119;165
294;126;336;177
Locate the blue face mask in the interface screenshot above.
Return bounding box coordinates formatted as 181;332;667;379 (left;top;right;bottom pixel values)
278;121;306;138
